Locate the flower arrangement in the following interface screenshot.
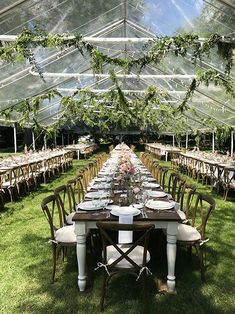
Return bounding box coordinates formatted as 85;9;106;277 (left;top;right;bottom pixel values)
119;160;135;176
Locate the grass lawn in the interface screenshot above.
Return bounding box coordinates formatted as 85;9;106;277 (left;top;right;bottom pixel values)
0;154;235;314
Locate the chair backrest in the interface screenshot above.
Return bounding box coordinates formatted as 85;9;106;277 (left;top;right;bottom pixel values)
41;194;63;241
151;161;160;181
179;183;196;218
79;167;90;191
67;176;85;209
160;167;168;190
54;185;73;224
168;172;185;200
175;176;187;203
191;193;215;240
96;222;154;271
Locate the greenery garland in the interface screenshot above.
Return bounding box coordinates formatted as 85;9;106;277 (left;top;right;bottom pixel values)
0;68;233;138
0;28;234;75
0;28;234;138
176;69;235;113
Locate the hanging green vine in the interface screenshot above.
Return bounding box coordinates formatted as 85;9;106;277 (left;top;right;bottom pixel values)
0;66;234;137
176;68;235;113
0;28;234;138
0;28;234;75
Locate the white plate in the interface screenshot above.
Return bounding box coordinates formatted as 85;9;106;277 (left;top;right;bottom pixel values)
146;200;175;210
110;206;141;216
132;203;144;209
92;183;112;189
141;171;151;175
141;177;156;183
142;182;160;188
106;204;121;211
77;200;107;211
85;191;110;199
147;191;167;198
94;177;107;182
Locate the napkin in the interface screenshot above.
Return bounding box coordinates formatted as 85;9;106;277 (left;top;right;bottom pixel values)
118;214;133;244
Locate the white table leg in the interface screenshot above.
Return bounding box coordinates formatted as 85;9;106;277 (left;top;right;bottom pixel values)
166;223;178;293
74;222;87;291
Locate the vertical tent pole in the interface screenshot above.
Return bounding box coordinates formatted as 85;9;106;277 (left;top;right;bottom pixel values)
212;131;215;153
62;134;64;146
54;131;57;147
231;129;234;157
186;132;188;149
44;135;47;150
172;134;175;147
13;124;17;153
32;130;35;151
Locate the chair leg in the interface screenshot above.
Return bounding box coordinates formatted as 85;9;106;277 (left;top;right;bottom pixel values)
199;247;205;282
195;243;205;282
100;271;107;311
7;188;13;202
52;243;57;283
142;274;148;314
0;191;4;209
224;188;229;201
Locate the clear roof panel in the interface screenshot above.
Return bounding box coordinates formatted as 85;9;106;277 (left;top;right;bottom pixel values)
0;0;234;130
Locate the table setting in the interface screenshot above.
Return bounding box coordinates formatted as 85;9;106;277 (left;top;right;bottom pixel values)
72;144;182;293
74;145;179;219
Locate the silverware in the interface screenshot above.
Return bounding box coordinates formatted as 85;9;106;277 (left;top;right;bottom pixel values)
141;209;148;218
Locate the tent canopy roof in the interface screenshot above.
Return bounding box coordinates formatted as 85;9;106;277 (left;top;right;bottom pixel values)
0;0;234;132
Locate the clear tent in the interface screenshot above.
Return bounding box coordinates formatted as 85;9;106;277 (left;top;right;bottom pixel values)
0;0;234;132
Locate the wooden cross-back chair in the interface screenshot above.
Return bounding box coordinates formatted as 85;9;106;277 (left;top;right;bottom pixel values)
160;167;168;190
67;175;85;210
177;193;215;281
96;221;154;313
168;172;185;201
79;167;90;192
178;183;197;220
41;194;76;283
54;184;75;225
221;167;235;201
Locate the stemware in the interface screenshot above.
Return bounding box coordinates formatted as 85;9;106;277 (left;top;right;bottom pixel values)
138;190;148;218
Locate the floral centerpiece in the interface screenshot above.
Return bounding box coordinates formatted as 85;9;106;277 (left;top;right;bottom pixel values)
117;153;136;183
116;150;143;204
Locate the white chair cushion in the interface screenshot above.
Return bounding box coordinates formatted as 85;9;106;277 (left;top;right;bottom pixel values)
106;244;150;268
177;210;186;220
177;223;201;242
66;212;75;225
55;225;76;243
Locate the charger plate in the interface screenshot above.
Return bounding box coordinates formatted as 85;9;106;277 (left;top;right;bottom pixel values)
142;182;160;188
147;191;167;198
85;191;110;199
77;200;107;211
110;206;141;216
146;200;175;210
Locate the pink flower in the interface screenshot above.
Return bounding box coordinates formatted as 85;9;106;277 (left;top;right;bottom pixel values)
133;187;140;194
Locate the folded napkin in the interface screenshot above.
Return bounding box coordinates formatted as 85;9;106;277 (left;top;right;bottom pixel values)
118;214;133;244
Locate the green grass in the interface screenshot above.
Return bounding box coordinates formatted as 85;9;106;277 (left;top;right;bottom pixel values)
0;152;22;158
0;155;235;314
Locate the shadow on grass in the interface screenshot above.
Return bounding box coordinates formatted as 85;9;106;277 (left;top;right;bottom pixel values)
15;231;224;314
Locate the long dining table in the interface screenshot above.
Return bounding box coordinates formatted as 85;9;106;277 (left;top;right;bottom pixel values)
72;144;182;293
